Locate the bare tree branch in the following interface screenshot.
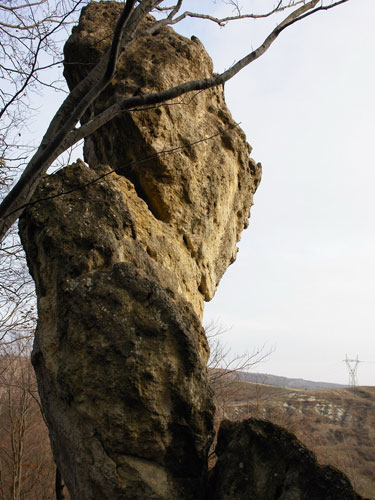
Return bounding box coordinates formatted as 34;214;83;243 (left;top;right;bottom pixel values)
0;0;153;238
150;0;302;30
62;0;323;148
206;322;273;421
0;0;352;241
9;125;237;215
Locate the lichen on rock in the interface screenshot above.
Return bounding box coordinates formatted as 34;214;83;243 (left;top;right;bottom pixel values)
19;2;261;498
63;1;262;319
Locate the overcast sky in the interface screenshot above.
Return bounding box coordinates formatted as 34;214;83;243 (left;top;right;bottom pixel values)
174;0;375;386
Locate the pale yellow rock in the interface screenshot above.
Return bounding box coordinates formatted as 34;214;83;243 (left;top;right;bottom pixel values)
64;1;262;320
19;5;262;497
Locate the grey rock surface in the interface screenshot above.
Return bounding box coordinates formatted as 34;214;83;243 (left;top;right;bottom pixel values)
19;162;215;499
208;418;367;500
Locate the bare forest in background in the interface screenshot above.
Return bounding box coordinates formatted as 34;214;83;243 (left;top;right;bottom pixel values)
1;328;374;499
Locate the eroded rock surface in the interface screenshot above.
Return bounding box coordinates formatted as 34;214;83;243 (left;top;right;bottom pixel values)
208;418;367;500
64;1;261;319
20;162;215;499
19;3;261;498
19;4;367;500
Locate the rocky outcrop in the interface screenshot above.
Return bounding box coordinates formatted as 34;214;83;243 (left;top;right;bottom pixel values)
208;418;367;500
19;161;215;499
18;3;367;499
63;1;261;320
19;2;260;499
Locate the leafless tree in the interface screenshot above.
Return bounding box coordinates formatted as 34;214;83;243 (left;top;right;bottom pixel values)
0;0;351;241
205;321;273;468
0;231;35;348
0;208;47;497
0;337;56;500
0;1;87;372
206;321;272;421
0;0;86;189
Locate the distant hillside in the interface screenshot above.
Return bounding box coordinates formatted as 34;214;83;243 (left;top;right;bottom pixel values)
237;371;347;390
216;378;375;498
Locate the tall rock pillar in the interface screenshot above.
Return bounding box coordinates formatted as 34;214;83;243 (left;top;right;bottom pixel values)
19;2;261;498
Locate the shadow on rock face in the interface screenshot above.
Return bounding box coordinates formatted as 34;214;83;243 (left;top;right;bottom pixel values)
208;418;367;500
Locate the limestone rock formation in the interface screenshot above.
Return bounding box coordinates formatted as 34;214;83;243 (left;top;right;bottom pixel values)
208;418;367;500
63;1;262;319
19;3;367;499
20;161;215;499
19;3;261;498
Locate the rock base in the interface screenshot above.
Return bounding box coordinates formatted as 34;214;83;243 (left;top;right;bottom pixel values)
208;418;366;500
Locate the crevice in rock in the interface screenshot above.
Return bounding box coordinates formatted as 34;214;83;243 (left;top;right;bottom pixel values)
131;175;172;224
183;234;196;257
198;274;210;301
126;171;166;222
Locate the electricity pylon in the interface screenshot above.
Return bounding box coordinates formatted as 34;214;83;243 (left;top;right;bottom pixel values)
343;355;360;387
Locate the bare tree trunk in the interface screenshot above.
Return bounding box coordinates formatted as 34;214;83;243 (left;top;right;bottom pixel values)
0;341;56;499
9;388;27;500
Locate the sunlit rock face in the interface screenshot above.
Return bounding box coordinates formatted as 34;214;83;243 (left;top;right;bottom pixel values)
19;2;260;499
20;160;215;500
19;3;365;499
64;1;261;320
